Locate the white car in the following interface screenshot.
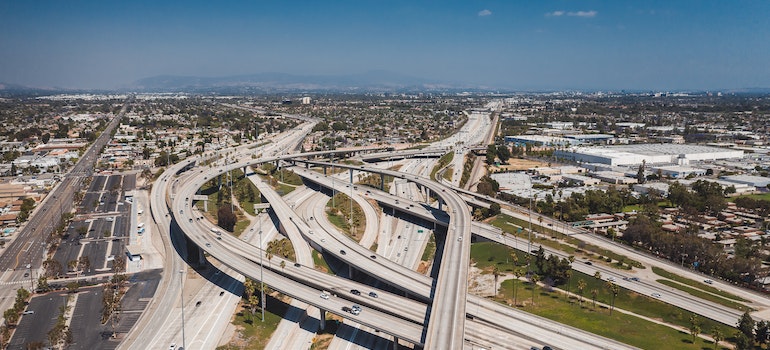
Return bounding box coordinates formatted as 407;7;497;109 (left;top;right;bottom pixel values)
320;293;330;300
704;279;713;284
651;292;661;298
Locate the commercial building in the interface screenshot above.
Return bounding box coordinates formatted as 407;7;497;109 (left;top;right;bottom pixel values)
720;175;770;189
555;143;744;166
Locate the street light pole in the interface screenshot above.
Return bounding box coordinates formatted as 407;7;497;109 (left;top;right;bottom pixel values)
179;269;186;349
259;229;265;322
528;182;533;271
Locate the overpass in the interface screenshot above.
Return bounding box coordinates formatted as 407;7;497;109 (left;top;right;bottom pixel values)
360;148;449;162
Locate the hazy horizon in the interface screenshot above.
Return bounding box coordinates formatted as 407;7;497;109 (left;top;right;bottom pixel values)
1;1;768;91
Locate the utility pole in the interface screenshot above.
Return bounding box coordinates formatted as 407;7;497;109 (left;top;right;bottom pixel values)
179;270;186;349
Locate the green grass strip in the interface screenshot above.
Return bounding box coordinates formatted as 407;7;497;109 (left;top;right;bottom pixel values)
652;266;748;302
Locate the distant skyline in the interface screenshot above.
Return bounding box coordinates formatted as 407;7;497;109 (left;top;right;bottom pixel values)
1;1;768;91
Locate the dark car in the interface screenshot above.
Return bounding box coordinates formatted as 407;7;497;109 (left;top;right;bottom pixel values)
584;261;592;265
342;306;352;313
368;291;378;298
340;250;346;255
294;263;301;267
350;289;361;295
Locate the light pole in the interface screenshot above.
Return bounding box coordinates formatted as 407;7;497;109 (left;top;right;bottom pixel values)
179;269;186;349
259;229;265;322
527;181;533;271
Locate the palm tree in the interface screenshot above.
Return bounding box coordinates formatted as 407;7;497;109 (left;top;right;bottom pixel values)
280;260;286;271
711;327;724;350
512;268;522;306
492;267;501;297
606;281;620;315
530;274;540;306
577;279;587;305
567;255;575;293
591;289;598;309
594;271;602;281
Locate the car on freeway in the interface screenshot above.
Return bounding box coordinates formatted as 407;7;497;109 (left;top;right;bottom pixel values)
584;261;592;265
351;305;362;315
320;293;330;300
630;277;640;281
369;255;376;259
542;346;554;350
195;301;202;307
294;263;301;267
350;289;361;295
704;279;713;284
607;276;615;282
651;292;661;298
368;291;378;298
169;344;176;350
340;249;346;255
205;243;211;247
342;306;352;313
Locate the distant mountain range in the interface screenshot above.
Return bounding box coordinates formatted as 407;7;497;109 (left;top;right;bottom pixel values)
126;70;474;92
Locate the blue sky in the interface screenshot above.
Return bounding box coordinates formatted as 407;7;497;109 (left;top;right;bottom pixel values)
1;0;768;90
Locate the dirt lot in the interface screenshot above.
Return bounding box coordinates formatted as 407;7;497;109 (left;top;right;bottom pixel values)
493;158;550;172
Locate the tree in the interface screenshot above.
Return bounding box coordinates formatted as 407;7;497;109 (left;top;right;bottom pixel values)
530;274;540;305
734;331;752;350
711;327;724;350
577;279;587;305
606;281;619;315
280;260;286;271
689;314;701;343
3;308;19;325
37;276;50;292
78;255;91;273
756;320;769;345
492;267;501;296
217;204;237;232
512;268;522;306
738;310;755;339
637;160;646;184
591;289;598;309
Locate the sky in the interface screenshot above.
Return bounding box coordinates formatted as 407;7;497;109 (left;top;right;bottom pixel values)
1;0;768;90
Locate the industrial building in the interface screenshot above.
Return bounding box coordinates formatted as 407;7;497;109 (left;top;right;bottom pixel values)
555;143;744;166
720;175;770;189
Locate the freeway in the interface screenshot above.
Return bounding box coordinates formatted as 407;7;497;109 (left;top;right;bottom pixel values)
173;153;635;349
309;166;750;327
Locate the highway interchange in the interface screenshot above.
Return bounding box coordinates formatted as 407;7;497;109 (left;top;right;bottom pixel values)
115;100;770;350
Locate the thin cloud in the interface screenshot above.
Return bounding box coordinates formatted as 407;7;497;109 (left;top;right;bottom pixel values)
546;10;597;18
478;9;492;17
568;10;597;18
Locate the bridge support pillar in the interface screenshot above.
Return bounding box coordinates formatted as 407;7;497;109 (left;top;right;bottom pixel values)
380;174;385;190
348;265;355;279
349;169;353;184
243;166;247;176
319;309;326;331
392;337;399;350
323;166;327;175
202;199;208;212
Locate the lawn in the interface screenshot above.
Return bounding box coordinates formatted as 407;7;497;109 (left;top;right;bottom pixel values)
311;249;332;274
497;281;731;350
489;214;644;270
216;294;287;350
473;239;737;347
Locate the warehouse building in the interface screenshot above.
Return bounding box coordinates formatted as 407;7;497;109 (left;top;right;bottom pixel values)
555;143;743;166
